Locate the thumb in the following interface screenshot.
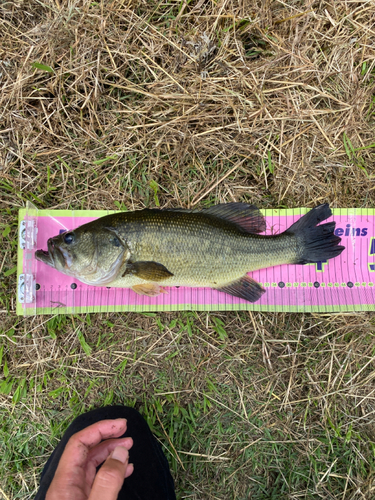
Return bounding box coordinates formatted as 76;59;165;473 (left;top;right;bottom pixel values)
88;446;134;500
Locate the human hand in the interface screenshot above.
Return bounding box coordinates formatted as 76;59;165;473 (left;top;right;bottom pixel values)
46;418;134;500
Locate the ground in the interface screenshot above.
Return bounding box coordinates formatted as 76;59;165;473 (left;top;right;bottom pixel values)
1;0;375;498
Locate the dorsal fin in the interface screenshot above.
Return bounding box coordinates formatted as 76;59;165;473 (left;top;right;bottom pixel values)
162;203;266;234
202;203;266;234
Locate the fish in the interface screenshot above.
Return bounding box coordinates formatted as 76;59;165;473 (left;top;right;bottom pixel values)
35;203;345;303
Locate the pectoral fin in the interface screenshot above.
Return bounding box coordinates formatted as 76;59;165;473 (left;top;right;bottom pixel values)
124;261;174;282
216;276;266;303
132;283;168;297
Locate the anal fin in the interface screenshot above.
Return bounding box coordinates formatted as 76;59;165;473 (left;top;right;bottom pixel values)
216;276;266;303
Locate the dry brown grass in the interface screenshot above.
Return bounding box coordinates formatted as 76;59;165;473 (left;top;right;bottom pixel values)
1;0;375;499
1;0;375;210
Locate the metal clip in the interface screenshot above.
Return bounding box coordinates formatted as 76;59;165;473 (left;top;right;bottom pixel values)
18;273;35;304
19;219;38;250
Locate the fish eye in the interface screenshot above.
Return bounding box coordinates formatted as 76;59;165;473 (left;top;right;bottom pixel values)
64;232;75;244
113;236;121;247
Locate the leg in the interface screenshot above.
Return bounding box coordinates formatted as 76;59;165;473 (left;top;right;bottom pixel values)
34;406;176;500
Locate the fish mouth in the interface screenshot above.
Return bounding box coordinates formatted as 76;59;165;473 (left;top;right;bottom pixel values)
35;238;58;268
35;248;54;267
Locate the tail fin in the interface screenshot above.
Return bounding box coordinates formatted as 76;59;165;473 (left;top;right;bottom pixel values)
286;204;345;264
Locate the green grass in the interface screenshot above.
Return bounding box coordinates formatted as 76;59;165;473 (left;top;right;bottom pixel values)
2;312;375;498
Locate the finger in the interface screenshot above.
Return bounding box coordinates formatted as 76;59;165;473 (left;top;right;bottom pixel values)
125;463;134;478
85;437;133;487
58;419;128;472
88;437;133;468
88;446;133;500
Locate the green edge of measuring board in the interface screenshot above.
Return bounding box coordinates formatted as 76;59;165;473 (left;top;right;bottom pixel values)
24;303;375;316
17;209;26;316
18;207;375;218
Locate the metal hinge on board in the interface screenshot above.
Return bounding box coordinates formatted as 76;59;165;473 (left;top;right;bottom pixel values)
18;273;35;304
19;219;38;250
19;217;38;305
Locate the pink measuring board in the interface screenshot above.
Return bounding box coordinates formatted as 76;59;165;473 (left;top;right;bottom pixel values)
17;205;375;315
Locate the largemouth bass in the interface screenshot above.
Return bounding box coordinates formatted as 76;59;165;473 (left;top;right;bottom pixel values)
35;203;345;302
